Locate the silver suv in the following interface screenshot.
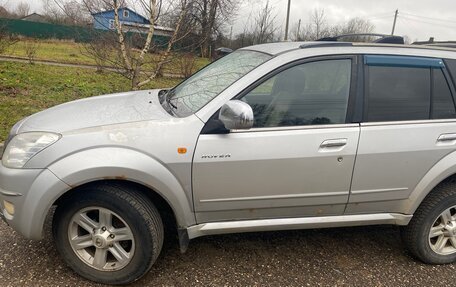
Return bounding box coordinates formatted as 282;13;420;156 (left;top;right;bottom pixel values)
2;39;456;284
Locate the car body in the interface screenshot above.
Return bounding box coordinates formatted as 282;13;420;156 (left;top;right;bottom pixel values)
2;41;456;284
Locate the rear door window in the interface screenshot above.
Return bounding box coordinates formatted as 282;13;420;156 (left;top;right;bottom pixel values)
364;55;453;122
432;69;456;119
445;59;456;86
367;65;430;122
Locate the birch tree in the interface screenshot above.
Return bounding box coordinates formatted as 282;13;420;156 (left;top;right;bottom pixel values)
80;0;192;89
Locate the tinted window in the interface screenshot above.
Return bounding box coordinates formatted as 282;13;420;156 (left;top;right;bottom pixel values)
242;59;352;128
433;69;456;119
446;59;456;86
367;66;430;122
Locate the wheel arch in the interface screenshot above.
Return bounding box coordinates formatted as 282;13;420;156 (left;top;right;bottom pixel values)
407;151;456;214
46;147;196;230
52;179;177;232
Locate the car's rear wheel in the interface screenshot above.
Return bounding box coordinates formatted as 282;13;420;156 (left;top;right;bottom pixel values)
52;184;164;285
401;182;456;264
428;206;456;255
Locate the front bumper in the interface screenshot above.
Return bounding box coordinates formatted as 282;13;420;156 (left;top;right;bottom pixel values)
0;165;69;239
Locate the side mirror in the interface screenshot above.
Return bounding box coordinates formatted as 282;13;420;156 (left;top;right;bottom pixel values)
219;100;254;130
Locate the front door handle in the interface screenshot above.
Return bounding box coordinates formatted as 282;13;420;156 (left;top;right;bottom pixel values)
437;134;456;142
320;139;347;149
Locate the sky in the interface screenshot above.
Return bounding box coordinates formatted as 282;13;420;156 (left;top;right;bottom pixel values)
4;0;456;42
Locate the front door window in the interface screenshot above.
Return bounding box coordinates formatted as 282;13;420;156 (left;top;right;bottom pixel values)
241;59;352;128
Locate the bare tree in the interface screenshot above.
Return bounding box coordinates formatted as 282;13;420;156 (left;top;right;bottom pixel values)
189;0;240;57
179;52;196;78
24;39;39;64
61;0;92;25
77;0;193;89
252;1;278;44
48;0;194;88
82;0;122;11
230;10;255;49
41;0;90;25
120;0;190;88
330;17;375;41
311;8;328;40
41;0;65;23
15;2;30;17
290;9;330;41
0;1;18;18
231;31;255;49
81;32;114;72
292;10;375;41
341;18;374;34
0;6;5;16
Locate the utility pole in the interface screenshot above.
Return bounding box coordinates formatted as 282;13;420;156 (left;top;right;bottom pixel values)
229;26;233;47
391;9;398;35
297;19;301;40
284;0;291;41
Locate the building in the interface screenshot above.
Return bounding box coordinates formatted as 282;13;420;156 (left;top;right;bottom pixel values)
20;13;49;24
91;7;174;38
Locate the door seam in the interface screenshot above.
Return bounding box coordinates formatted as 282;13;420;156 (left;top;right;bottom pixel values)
344;123;361;214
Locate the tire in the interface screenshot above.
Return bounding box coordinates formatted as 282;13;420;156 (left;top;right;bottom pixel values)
52;184;164;285
401;181;456;264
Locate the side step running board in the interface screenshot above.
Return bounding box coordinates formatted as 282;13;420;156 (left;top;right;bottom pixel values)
187;213;412;239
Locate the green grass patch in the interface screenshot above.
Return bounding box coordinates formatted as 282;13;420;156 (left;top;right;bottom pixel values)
5;39;95;65
2;39;210;74
0;61;181;142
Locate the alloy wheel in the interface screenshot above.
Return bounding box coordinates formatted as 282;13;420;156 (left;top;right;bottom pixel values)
429;206;456;255
67;207;135;271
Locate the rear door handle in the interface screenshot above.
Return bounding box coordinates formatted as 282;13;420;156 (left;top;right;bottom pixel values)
437;134;456;142
320;139;347;148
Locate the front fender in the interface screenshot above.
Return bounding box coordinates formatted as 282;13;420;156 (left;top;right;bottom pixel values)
406;150;456;214
48;147;196;228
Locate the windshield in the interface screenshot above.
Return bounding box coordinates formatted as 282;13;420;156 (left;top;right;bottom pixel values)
164;50;272;117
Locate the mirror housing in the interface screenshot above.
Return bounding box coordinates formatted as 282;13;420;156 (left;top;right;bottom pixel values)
219;100;254;130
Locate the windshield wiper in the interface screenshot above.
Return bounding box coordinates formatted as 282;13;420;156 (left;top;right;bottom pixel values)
166;92;178;109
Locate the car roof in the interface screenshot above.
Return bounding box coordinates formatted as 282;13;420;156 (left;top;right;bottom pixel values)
240;41;456;57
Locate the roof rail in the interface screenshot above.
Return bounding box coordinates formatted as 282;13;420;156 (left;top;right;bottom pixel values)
419;44;456;49
299;42;353;49
412;37;456;48
317;33;405;45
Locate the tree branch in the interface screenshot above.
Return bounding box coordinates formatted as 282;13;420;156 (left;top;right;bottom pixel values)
113;0;132;71
137;0;188;88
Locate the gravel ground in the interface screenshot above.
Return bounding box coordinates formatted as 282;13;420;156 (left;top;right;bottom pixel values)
1;219;455;287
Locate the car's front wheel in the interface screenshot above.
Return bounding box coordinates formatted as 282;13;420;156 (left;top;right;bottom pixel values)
402;182;456;264
52;184;164;285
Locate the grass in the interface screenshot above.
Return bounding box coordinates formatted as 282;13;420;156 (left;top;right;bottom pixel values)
2;39;210;74
4;39;95;65
0;61;181;142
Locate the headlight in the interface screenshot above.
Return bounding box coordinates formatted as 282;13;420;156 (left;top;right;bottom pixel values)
2;132;61;168
1;117;28;159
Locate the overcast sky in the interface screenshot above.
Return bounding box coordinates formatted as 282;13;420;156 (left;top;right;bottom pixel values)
5;0;456;42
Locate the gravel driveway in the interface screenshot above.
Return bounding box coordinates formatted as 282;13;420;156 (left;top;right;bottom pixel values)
1;219;455;287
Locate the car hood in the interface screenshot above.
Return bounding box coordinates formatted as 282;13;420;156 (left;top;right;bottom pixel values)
16;89;172;134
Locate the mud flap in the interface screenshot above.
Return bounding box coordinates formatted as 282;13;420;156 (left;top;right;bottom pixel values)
178;228;190;253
